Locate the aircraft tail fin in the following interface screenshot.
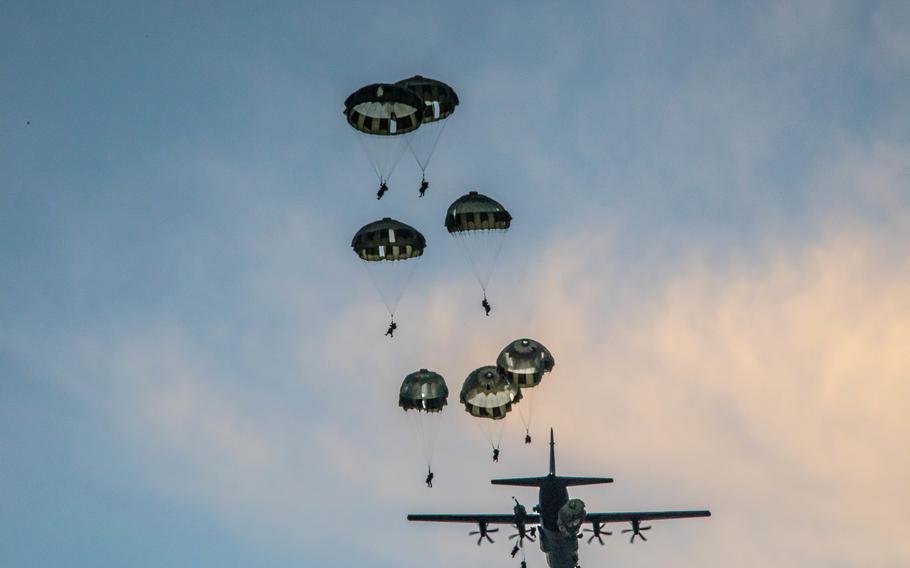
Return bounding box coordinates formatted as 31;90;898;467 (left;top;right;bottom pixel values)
549;428;556;475
491;430;613;488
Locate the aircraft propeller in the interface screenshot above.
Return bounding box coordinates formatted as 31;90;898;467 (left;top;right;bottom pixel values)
583;521;612;545
469;522;498;546
508;529;536;544
622;519;651;543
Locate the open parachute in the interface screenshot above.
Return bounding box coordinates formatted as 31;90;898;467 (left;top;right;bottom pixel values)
446;191;512;314
460;365;522;452
497;338;555;443
344;83;424;198
395;75;459;194
399;369;448;471
351;218;425;333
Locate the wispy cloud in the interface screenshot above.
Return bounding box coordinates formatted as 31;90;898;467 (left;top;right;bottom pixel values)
3;2;910;566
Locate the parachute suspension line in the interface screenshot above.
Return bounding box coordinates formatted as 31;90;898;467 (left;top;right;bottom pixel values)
497;417;506;449
517;388;535;435
472;416;506;452
454;229;508;294
425;412;442;467
408;118;448;174
354;130;411;186
455;235;482;291
491;417;507;450
409;412;426;467
394;256;421;315
354;132;383;182
360;255;422;318
471;416;488;448
484;230;507;293
361;261;394;318
410;411;440;468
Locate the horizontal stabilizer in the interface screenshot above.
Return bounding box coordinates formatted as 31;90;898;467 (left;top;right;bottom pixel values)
559;476;614;486
491;477;550;487
491;476;613;487
408;513;540;524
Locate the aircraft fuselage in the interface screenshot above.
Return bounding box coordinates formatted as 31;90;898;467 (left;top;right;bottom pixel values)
535;476;580;568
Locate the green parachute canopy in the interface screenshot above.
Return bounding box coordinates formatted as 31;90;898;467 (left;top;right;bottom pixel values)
461;365;522;450
395;76;459;179
399;369;449;412
497;338;555;440
344;83;424;135
445;191;512;233
344;83;424;188
496;338;555;389
396;75;459;123
351;218;426;318
460;365;521;420
445;191;512;302
352;217;426;262
400;369;448;468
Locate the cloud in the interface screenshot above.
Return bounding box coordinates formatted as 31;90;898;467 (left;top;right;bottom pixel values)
515;168;910;565
5;3;909;565
271;139;910;568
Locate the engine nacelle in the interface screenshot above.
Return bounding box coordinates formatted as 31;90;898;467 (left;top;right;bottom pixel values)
557;498;586;536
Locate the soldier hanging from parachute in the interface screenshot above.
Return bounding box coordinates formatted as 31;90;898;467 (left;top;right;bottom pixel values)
460;365;522;462
351;218;425;336
497;338;555;444
399;369;448;487
343;83;424;199
445;191;512;316
395;75;459;197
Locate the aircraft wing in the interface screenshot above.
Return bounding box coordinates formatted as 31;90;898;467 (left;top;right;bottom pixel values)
586;510;711;523
408;514;541;524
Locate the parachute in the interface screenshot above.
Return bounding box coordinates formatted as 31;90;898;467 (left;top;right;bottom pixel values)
557;499;587;536
351;218;426;329
399;369;448;469
497;339;555;442
395;75;459;190
445;191;512;312
460;365;522;450
344;83;424;195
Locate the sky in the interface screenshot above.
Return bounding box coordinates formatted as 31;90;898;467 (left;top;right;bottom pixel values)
2;1;909;566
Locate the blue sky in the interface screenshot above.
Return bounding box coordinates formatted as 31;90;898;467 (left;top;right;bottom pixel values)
2;2;910;566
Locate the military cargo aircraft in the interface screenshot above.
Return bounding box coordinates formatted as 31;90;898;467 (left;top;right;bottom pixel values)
408;429;710;568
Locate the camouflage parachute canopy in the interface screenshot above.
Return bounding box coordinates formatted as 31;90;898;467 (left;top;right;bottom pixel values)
460;365;522;420
344;83;424;135
496;338;555;388
395;75;459;123
352;218;426;262
445;191;512;233
399;369;449;412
